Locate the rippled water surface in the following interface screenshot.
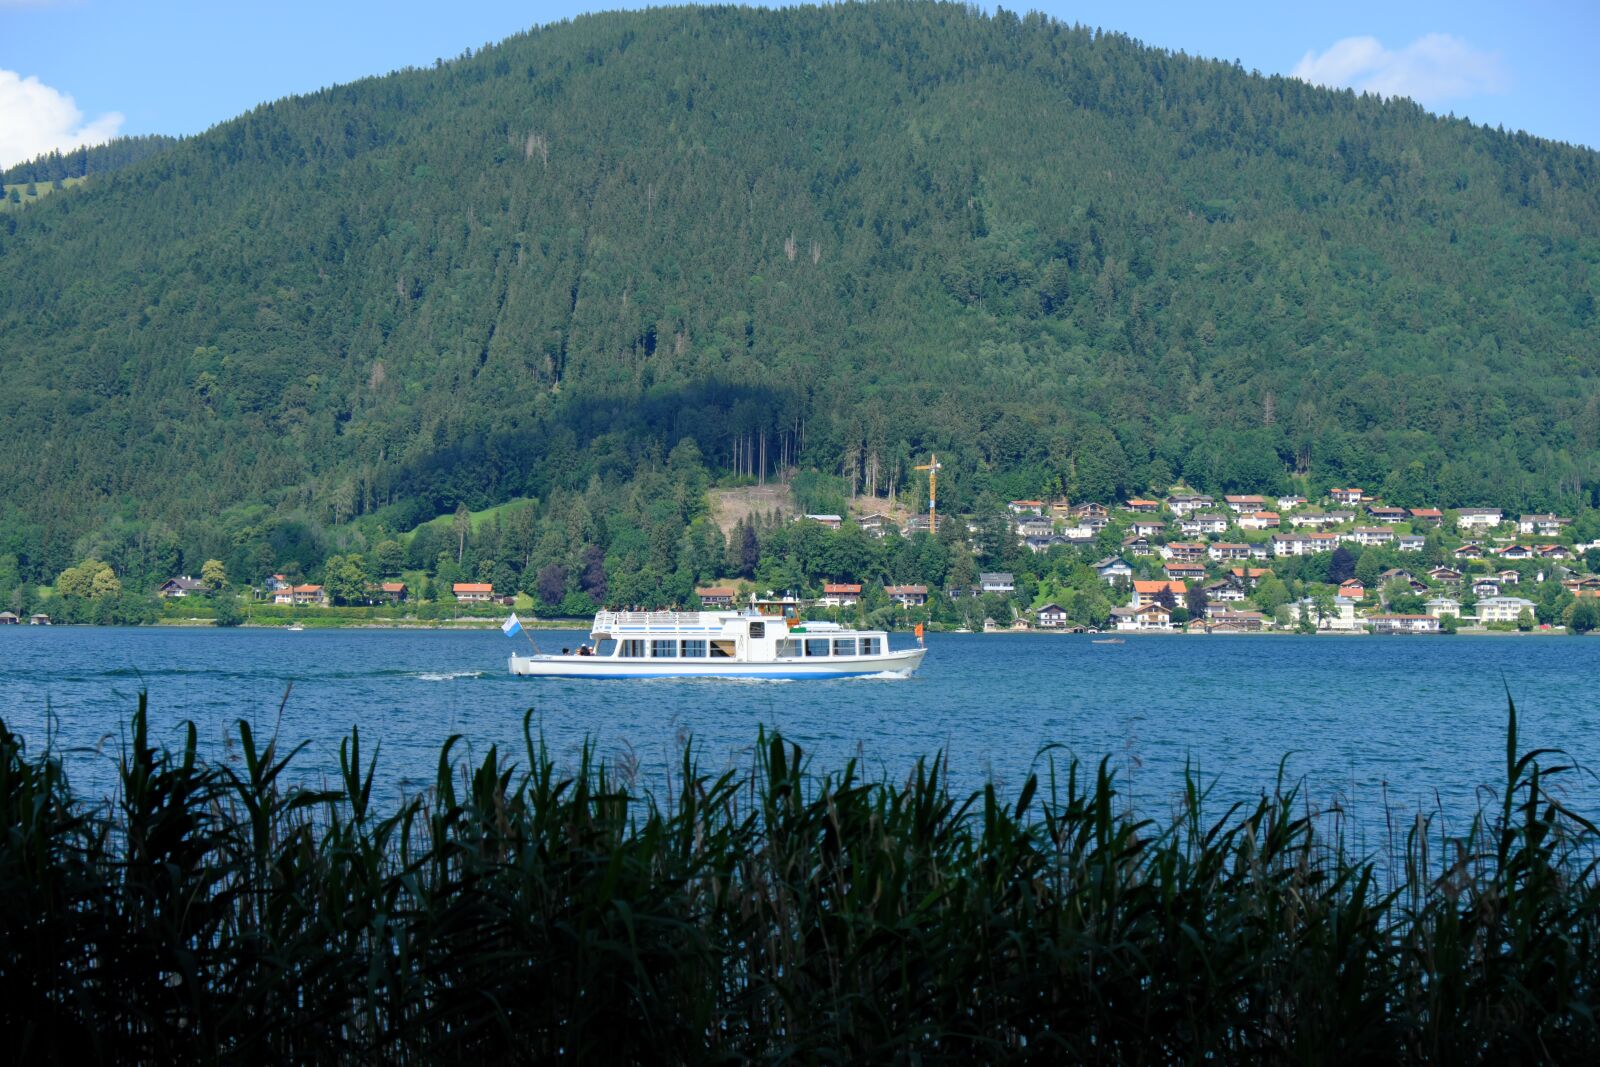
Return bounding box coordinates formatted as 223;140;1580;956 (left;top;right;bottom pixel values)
3;627;1598;833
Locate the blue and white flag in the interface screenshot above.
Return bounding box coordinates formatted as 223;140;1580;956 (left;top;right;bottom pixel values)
501;613;523;637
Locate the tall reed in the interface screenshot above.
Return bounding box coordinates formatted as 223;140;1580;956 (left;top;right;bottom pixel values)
2;692;1597;1062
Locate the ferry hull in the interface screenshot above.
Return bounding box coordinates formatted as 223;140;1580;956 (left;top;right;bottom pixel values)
509;647;925;679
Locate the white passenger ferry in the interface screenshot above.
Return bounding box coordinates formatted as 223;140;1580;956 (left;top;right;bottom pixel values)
507;609;926;679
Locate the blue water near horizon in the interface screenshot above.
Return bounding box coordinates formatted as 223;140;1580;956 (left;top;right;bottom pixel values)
3;627;1598;844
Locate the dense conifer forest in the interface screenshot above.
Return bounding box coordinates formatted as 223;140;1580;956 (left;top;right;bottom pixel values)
1;1;1597;605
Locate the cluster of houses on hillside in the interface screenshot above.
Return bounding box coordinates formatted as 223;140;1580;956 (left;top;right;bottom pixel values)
775;486;1599;634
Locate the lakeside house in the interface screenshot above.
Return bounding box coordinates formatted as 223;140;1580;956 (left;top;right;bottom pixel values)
1277;495;1308;510
1122;534;1154;555
1472;579;1501;598
1367;505;1408;523
158;576;207;598
1007;500;1045;515
1519;514;1571;536
452;583;494;603
1228;567;1270;590
1015;516;1054;539
379;582;407;604
818;583;862;608
1131;580;1186;609
1207;542;1251;561
1206;579;1244;603
856;513;893;538
1368;614;1441;634
1165;492;1213;515
1123;498;1161;513
696;586;737;608
30;614;49;625
1035;603;1068;628
1128;518;1166;537
1429;567;1463;584
1163;541;1207;562
886;584;928;607
1476;596;1537;624
1179;513;1229;536
979;572;1015;594
1338;579;1365;600
1239;511;1280;530
803;514;843;529
1287;511;1352;529
1272;533;1339;557
1397;534;1426;552
1410;507;1444;526
0;611;17;625
1110;604;1173;631
1207;610;1266;632
1425;596;1462;618
1164;561;1206;582
1342;526;1396;547
1456;508;1504;530
1331;488;1364;505
1224;495;1269;513
1094;556;1133;582
291;584;326;607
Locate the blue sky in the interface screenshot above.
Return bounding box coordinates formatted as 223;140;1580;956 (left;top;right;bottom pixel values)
2;1;1596;168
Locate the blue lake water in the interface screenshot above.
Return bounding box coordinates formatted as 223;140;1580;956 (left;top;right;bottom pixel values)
3;627;1598;839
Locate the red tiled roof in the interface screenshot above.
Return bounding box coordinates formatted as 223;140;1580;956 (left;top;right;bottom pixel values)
453;583;493;593
1133;580;1187;594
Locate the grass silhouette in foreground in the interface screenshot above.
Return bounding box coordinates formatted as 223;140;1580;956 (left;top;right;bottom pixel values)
2;693;1597;1063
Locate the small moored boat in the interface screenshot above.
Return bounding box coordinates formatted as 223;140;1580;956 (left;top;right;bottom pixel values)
508;609;925;679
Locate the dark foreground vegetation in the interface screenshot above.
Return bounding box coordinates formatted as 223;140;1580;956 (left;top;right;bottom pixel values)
4;697;1599;1062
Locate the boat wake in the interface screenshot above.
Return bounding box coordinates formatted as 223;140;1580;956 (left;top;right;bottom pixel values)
414;670;485;682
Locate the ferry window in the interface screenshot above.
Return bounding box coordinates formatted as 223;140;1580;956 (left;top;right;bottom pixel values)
621;639;645;658
681;640;708;658
832;638;857;657
710;640;736;658
595;640;617;657
749;621;766;639
776;639;801;658
651;639;678;658
859;637;880;656
805;638;831;657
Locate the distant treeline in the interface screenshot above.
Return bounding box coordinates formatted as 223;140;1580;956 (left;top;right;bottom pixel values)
4;696;1598;1061
1;134;179;184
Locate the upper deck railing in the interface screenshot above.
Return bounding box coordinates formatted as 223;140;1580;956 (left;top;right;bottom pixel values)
591;610;735;634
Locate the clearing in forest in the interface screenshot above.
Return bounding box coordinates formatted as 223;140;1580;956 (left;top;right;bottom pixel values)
708;482;795;536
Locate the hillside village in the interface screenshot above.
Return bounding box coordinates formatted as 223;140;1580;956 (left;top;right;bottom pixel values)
29;481;1600;635
693;488;1600;635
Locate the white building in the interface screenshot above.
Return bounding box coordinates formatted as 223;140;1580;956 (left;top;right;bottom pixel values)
1455;508;1503;530
1476;596;1537;624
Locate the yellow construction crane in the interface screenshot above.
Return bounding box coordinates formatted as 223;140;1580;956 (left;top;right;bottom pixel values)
913;453;942;535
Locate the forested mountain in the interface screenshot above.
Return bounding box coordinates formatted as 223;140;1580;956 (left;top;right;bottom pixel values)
1;1;1598;592
1;134;180;185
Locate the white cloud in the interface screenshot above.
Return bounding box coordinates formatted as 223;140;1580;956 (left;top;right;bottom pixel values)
1292;33;1509;107
0;69;123;169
